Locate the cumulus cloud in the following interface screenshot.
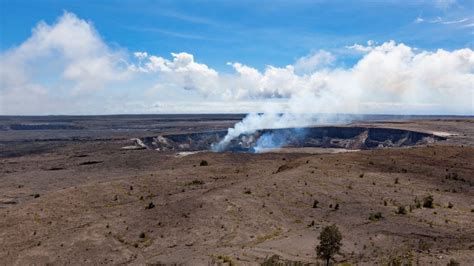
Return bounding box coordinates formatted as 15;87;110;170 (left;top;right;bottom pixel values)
1;12;473;116
131;39;472;116
0;12;131;114
130;52;219;95
293;50;335;74
213;40;473;115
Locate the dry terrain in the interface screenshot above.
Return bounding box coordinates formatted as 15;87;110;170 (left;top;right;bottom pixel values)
0;115;473;265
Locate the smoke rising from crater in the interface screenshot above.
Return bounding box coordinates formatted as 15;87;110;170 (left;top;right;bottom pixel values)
208;41;473;151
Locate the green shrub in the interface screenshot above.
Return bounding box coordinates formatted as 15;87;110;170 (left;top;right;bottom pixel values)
397;206;407;215
316;225;342;266
447;258;460;266
423;195;434;208
369;212;383;221
187;179;205;185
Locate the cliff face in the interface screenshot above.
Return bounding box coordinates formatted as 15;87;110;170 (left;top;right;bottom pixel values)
136;126;446;152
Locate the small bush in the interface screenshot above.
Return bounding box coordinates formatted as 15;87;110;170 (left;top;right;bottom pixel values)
414;198;421;209
145;202;155;209
244;190;251;194
216;255;234;266
397;206;407;215
199;160;208;166
423;195;434;208
187;179;205;186
447;202;453;209
369;212;383;221
447;258;460;266
313;200;319;208
418;239;432;251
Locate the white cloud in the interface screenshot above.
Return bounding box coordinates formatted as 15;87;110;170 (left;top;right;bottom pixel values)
132;40;472;115
434;0;457;10
134;51;148;60
415;17;425;23
0;12;132;114
293;50;335;74
346;40;376;52
131;52;219;95
414;15;473;27
216;40;473;114
1;12;473;116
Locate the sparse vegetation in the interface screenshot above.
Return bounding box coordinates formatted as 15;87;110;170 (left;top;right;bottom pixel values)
387;252;415;266
187;179;205;185
261;255;304;266
316;225;342;266
216;255;234;266
423;195;434;208
313;199;319;208
145;202;155;209
397;206;407;215
199;160;208;166
445;172;459;180
418;239;432;252
447;258;460;266
414;198;421;209
369;212;383;221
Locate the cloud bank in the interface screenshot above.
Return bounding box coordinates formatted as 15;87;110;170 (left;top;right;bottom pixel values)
132;40;473;115
1;12;473;116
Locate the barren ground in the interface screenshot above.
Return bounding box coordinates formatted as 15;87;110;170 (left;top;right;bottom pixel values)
0;115;473;265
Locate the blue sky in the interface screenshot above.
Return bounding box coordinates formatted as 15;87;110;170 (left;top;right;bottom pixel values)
0;0;473;115
2;0;473;70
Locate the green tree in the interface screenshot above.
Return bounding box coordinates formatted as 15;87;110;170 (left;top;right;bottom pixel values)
316;224;342;266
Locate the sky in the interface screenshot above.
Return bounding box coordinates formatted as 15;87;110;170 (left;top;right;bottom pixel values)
0;0;473;115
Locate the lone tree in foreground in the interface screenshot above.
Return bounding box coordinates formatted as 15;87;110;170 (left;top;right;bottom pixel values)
316;224;343;266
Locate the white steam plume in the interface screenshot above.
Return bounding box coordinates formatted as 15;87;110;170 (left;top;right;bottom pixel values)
210;41;473;151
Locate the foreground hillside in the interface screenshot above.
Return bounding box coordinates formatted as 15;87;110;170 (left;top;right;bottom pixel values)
1;141;473;264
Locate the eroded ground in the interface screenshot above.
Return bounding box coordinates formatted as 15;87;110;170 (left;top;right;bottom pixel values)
0;115;473;265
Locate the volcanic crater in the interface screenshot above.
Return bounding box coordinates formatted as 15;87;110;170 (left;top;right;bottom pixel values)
135;126;446;152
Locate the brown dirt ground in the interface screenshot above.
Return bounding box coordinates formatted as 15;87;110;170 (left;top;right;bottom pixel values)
0;118;473;265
